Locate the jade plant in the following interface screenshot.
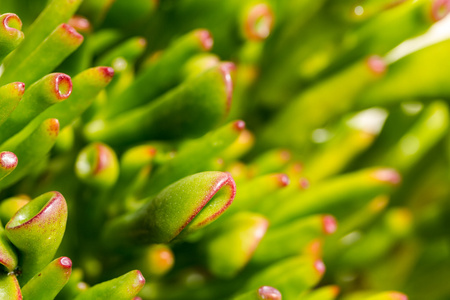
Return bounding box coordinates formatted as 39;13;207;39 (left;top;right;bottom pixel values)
1;0;450;299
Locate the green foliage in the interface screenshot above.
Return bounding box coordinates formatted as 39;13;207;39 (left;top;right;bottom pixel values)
0;0;450;299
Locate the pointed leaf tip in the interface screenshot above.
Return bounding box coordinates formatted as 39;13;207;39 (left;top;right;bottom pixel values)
60;23;83;42
234;120;246;131
195;29;214;50
99;66;115;79
68;15;92;33
277;174;290;187
45;118;60;136
322;215;337;234
258;286;282;300
367;55;387;76
0;152;18;170
389;292;408;300
314;260;326;275
371;168;402;185
13;82;25;95
299;178;310;189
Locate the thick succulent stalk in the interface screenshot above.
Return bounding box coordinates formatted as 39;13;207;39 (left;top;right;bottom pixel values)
21;256;73;300
143;120;245;196
0;13;24;62
201;212;269;278
1;0;82;69
241;256;326;299
23;66;114;135
0;23;83;86
0;119;60;189
0;273;21;299
102;171;236;247
262;55;387;149
74;270;145;300
321;0;450;77
251;214;337;265
227;173;290;213
359;39;450;107
268;167;401;225
85;63;234;144
5;191;68;284
381;101;449;172
0;223;18;272
105;29;214;117
0;73;72;142
0;82;25;127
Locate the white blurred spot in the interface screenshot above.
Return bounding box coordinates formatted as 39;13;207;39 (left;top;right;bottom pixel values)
386;14;450;63
311;128;331;143
112;57;128;72
354;6;364;16
347;107;388;135
401;102;423;115
340;231;361;245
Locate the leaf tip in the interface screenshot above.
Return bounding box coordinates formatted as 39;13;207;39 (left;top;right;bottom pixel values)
366;55;387;76
322;215;338;235
54;73;72;100
431;0;450;22
245;3;274;41
0;151;18;170
257;286;282;300
195;29;214;51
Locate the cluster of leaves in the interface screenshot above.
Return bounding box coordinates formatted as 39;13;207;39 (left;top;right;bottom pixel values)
1;0;450;299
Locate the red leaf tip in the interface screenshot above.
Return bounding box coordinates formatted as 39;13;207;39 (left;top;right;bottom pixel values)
431;0;450;22
245;3;274;41
60;23;83;41
46;119;60;136
257;286;282;300
330;286;340;296
279;150;291;162
322;215;338;235
196;29;214;51
68;15;91;33
59;257;72;268
55;73;72;100
3;13;22;31
233;120;246;131
99;66;115;79
13;82;25;95
314;260;326;274
277;173;290;187
138;38;147;47
299;178;310;190
389;292;408;300
0;151;18;170
367;55;387;75
372;168;402;185
136;270;146;285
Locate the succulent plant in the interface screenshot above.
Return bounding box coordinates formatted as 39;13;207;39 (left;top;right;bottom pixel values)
0;0;450;299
